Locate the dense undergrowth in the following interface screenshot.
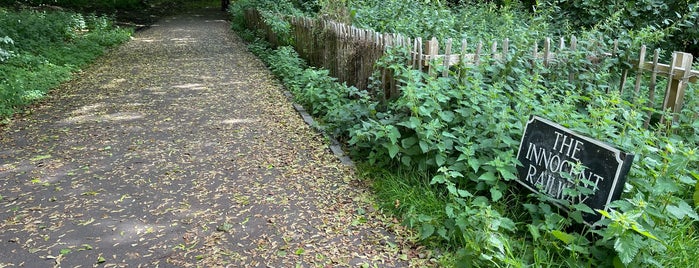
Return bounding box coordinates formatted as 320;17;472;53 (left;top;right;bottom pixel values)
0;7;132;121
231;0;699;267
0;0;223;121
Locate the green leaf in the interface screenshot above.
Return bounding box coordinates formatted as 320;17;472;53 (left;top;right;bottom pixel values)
488;234;505;254
295;248;305;255
550;230;575;245
59;248;71;255
445;204;456;218
614;234;642;265
401;155;412;166
447;183;458;196
490;188;503;202
468;158;480;172
31;154;52;161
679;175;696;185
431;174;446;184
597;209;612;219
652;176;679;195
419;224;435;240
630;224;659;241
569;210;584;223
528;225;541;241
435;153;446;166
667;154;690;174
572;203;595;214
612;256;625;268
417;214;433;222
419;140;430;153
438;111;455;122
457;189;473;198
387;126;401;144
437;226;448;240
401;136;418;148
96;256;106;264
666;200;699;220
478;171;497;182
407;116;421;129
386;143;400;158
497;167;517;181
217;223;234;232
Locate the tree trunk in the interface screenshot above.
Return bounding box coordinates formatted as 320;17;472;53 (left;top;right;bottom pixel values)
221;0;230;11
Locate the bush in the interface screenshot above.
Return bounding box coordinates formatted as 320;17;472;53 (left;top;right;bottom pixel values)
349;0;542;42
541;0;699;55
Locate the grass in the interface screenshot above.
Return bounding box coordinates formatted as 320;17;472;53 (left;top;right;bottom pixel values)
357;163;444;221
661;221;699;267
360;159;699;267
356;163;459;266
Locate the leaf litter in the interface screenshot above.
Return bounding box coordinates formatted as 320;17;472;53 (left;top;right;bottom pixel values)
0;7;433;268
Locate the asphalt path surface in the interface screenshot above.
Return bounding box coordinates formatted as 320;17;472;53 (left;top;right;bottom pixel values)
0;8;422;267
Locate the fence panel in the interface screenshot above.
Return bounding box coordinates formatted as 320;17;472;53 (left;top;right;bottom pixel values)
243;9;698;125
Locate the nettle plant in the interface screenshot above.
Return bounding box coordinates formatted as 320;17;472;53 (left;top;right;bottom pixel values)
235;2;699;265
264;46;377;138
0;36;14;62
347;44;699;265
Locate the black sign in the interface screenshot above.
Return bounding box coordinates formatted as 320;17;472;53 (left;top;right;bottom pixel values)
516;116;634;223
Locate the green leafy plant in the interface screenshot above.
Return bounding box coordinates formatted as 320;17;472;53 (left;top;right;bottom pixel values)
0;36;14;62
0;9;131;120
235;0;699;266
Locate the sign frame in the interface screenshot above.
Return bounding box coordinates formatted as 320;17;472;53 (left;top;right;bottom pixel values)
515;116;634;223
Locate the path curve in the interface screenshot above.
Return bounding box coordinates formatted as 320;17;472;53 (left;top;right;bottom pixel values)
0;8;419;267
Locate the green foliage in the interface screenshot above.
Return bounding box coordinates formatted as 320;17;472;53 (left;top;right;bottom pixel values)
263;46;377;138
0;36;14;62
250;37;699;267
237;0;699;266
353;44;699;266
540;0;699;55
349;0;541;42
0;9;131;119
1;0;144;10
228;0;305;45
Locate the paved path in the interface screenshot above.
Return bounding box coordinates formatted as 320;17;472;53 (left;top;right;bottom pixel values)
0;8;418;267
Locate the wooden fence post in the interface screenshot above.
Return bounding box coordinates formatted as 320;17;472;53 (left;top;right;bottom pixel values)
543;38;551;67
474;41;482;66
643;49;661;128
426;37;439;76
443;38;453;77
569;36;577;83
633;45;647;101
660;52;694;124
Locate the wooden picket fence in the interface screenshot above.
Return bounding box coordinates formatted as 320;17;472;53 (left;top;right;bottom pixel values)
243;9;699;125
